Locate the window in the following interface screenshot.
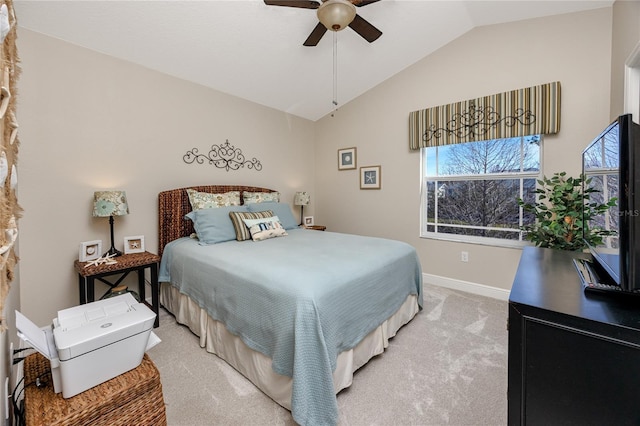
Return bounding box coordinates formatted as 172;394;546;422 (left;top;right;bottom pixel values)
583;130;619;249
420;135;542;246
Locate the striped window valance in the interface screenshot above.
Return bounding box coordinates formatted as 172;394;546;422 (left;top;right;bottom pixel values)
409;81;561;150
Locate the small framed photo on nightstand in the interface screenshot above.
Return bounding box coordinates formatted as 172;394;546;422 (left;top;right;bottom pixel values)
79;240;102;262
124;235;145;254
304;216;314;227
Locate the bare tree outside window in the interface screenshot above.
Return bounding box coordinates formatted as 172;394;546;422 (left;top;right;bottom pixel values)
421;135;541;244
583;131;619;249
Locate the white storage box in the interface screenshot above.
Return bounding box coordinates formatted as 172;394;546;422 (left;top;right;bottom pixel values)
17;293;159;398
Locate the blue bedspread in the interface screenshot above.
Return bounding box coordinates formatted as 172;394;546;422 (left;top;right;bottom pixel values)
159;229;423;425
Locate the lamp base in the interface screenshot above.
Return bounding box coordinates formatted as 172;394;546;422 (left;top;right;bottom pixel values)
104;215;123;257
104;246;123;257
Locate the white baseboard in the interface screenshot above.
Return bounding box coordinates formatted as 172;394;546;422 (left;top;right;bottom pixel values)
423;273;510;301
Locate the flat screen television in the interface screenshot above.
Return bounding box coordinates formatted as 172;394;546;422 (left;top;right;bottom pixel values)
577;114;640;295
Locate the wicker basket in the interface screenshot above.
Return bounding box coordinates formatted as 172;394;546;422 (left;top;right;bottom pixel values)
24;353;166;426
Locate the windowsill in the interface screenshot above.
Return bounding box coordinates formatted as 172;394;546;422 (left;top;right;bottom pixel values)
419;233;531;249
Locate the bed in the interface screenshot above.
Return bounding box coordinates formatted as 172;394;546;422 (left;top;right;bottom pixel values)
158;185;423;425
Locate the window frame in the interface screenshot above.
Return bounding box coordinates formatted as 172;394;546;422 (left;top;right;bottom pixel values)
419;136;543;248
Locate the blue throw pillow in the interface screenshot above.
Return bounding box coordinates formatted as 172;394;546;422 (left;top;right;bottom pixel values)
186;205;249;244
247;202;298;230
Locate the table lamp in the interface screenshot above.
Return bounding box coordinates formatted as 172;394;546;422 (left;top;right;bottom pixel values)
294;191;310;226
93;190;129;257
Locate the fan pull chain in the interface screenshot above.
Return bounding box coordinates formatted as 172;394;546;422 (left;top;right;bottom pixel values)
331;30;338;117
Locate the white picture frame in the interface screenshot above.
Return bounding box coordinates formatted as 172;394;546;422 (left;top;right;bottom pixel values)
124;235;145;254
304;216;314;227
79;240;102;262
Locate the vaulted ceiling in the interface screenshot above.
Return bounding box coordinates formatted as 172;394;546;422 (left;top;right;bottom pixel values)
14;0;614;121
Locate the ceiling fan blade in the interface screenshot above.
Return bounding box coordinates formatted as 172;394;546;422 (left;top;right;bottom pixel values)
303;22;328;47
348;14;382;43
264;0;320;9
352;0;381;7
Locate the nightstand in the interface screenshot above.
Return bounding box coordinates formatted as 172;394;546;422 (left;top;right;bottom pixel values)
305;225;326;231
74;251;161;328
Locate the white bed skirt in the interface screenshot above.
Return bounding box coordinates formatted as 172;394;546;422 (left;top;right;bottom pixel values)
160;282;419;410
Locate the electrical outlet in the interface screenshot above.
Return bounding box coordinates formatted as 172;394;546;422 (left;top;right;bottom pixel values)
461;251;469;262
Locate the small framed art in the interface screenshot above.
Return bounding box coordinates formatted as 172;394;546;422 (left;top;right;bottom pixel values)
79;240;102;262
360;165;381;190
304;216;314;227
338;147;357;170
124;235;145;254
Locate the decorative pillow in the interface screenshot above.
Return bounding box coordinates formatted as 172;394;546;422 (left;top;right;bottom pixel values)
247;220;288;241
242;215;281;228
187;189;241;210
229;210;275;241
247;202;298;230
185;205;248;245
242;191;280;204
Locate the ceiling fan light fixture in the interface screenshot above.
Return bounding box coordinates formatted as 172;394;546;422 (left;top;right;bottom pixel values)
317;0;356;31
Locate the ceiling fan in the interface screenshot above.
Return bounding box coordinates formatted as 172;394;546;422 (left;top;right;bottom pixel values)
264;0;382;47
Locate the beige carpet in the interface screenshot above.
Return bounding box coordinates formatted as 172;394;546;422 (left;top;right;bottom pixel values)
147;285;508;425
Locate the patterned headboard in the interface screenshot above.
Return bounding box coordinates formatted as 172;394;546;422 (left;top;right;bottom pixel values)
158;185;277;257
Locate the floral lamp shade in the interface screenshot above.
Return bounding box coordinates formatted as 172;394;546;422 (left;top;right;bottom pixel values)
294;192;310;206
93;191;129;217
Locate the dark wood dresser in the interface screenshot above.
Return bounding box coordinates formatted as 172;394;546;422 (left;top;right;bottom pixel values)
508;247;640;425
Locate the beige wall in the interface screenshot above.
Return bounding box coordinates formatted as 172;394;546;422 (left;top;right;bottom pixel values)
16;29;316;325
610;0;640;119
314;7;614;294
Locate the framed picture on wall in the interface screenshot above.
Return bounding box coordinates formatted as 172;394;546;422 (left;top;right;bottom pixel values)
124;235;145;254
360;165;381;190
338;147;357;170
79;240;102;262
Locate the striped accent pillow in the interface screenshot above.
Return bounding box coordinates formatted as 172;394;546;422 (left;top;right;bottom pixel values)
229;210;275;241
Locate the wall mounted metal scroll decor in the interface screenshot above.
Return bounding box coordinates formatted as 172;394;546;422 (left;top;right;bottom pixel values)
184;139;262;172
423;104;535;143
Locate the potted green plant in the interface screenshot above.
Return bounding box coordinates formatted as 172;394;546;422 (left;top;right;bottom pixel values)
517;172;617;251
